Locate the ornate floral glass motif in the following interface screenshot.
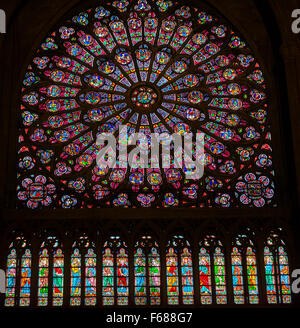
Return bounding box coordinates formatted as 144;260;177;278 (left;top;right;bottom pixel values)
19;249;32;306
5;249;17;307
17;0;275;209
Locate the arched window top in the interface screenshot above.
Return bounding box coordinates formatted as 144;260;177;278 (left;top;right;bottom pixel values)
199;234;223;249
232;231;255;250
40;235;62;249
72;233;95;249
266;229;287;248
16;0;275;209
135;235;159;250
104;235;127;249
167;235;190;248
264;234;292;304
8;233;30;250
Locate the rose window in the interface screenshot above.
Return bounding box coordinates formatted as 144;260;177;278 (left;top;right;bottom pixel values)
17;0;275;208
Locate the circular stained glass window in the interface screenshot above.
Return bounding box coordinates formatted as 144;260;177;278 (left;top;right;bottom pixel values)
17;0;275;209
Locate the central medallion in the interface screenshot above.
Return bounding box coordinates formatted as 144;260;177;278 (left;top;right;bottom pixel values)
131;86;158;109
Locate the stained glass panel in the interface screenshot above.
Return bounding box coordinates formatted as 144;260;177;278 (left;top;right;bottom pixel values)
5;249;17;307
199;247;212;304
264;246;277;304
102;248;114;305
117;248;129;305
134;248;147;305
278;246;291;304
214;247;227;304
85;249;97;306
246;247;259;304
53;249;64;306
231;247;244;304
181;248;194;304
70;248;81;306
166;247;179;305
16;0;276;209
19;249;32;306
38;249;49;306
149;247;161;305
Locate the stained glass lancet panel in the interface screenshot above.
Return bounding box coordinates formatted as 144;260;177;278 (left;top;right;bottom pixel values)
134;236;161;305
181;248;194;305
231;247;244;304
214;247;227;304
52;249;64;306
231;233;259;304
102;237;128;306
85;249;97;306
199;247;212;304
264;233;292;304
246;247;259;304
102;248;114;305
199;235;227;305
117;248;129;305
70;248;81;306
134;248;147;305
19;249;32;306
166;235;193;305
264;246;277;303
166;248;179;305
38;249;49;306
278;246;292;303
17;0;276;209
148;247;161;305
5;249;17;307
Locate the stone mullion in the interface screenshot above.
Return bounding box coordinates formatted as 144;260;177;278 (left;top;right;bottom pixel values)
95;237;102;308
80;247;85;307
241;246;249;305
256;233;267;305
30;236;39;307
48;248;54;307
224;236;234;305
178;247;183;306
192;240;200;306
0;233;8;307
210;245;217;305
160;238;167;306
63;240;71;308
128;238;135;306
14;248;23;307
